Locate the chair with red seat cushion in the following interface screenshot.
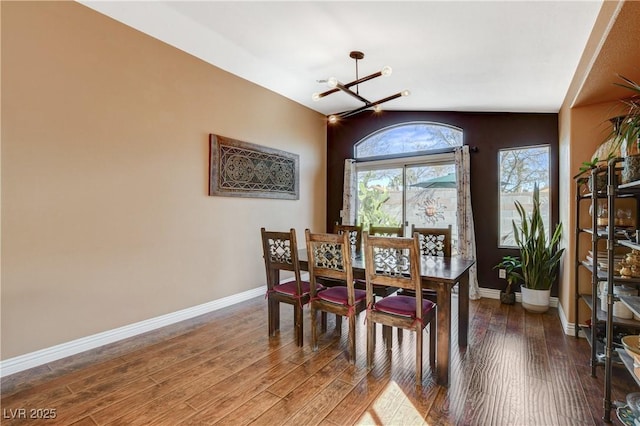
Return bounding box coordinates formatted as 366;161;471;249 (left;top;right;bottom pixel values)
369;225;404;237
305;229;367;362
261;228;322;347
363;231;436;385
399;224;453;302
333;222;363;257
344;223;402;297
413;224;452;257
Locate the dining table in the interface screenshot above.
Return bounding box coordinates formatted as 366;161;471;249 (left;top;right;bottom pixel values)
298;249;475;387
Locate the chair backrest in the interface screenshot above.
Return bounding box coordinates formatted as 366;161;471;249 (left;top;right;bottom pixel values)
305;229;356;302
363;231;423;314
333;222;363;256
369;225;404;237
411;224;452;257
260;228;302;291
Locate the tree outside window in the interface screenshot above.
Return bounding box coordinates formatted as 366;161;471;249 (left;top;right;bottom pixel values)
499;146;550;247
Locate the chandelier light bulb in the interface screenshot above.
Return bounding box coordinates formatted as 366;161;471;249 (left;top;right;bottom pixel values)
312;92;321;101
327;77;338;88
373;105;382;112
401;90;411;97
381;66;392;77
328;115;338;124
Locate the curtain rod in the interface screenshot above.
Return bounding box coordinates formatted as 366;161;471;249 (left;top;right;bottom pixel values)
354;145;479;163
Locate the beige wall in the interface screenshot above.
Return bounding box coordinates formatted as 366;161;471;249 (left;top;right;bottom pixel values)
560;102;619;324
1;2;326;359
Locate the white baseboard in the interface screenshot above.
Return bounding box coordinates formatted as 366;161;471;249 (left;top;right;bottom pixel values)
0;285;269;377
0;280;571;377
477;287;559;307
478;287;501;299
557;302;583;337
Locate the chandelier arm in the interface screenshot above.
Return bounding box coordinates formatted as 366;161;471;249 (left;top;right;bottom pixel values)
336;82;372;104
337;104;373;119
338;92;404;118
316;87;341;99
343;71;384;90
369;91;404;106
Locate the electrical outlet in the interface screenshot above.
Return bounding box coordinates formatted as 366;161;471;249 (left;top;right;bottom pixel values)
498;269;506;279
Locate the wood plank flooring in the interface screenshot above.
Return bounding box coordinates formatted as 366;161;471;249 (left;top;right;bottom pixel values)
1;296;637;425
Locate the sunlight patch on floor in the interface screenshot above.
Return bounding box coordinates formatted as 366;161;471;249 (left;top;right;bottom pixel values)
355;380;428;425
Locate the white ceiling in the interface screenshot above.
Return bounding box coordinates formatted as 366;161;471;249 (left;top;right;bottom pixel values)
80;0;604;116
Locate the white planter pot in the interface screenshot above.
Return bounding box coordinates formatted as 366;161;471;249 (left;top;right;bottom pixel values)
521;287;551;313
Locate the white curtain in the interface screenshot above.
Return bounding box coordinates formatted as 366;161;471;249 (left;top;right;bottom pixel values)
342;159;357;225
455;146;481;300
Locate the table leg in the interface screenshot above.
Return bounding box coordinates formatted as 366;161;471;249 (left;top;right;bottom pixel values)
458;272;469;347
436;281;451;387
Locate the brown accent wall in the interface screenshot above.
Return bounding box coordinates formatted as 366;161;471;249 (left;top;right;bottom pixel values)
1;2;326;359
327;111;559;294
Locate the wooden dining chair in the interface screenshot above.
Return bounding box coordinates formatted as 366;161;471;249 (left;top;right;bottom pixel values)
305;229;367;362
363;231;436;385
369;225;404;237
333;222;363;256
412;224;452;257
399;225;453;301
261;228;323;347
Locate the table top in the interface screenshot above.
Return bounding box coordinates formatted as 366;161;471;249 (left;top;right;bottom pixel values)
298;249;475;283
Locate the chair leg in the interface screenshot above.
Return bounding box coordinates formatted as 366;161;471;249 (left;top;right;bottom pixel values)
429;321;436;369
294;304;304;347
321;311;328;332
416;324;423;385
336;314;342;334
348;314;356;363
268;298;278;337
311;306;318;351
383;325;392;350
367;318;374;369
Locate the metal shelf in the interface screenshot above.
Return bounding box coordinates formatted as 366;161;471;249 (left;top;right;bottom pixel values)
618;179;640;191
617;348;640;388
574;161;640;423
582;227;634;239
580;325;605;367
604;160;640;422
580;261;640;285
620;239;640;251
580;261;608;281
580;295;640;327
597;303;640;327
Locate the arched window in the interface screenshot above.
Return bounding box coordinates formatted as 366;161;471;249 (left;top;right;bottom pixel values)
355;122;463;159
350;122;463;253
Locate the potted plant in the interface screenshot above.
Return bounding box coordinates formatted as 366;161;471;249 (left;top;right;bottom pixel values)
608;75;640;183
493;255;522;305
572;76;639;190
512;183;564;313
572;155;612;193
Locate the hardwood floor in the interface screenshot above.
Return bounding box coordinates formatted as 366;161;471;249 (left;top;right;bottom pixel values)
1;296;637;425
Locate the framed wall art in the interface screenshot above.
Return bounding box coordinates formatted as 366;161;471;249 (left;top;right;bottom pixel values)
209;134;299;200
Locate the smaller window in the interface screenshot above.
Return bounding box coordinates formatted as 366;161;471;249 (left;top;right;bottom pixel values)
498;146;550;247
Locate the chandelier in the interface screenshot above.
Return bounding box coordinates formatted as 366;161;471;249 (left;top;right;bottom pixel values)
312;51;410;124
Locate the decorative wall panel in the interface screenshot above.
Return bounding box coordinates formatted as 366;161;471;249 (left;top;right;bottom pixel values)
209;134;299;200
